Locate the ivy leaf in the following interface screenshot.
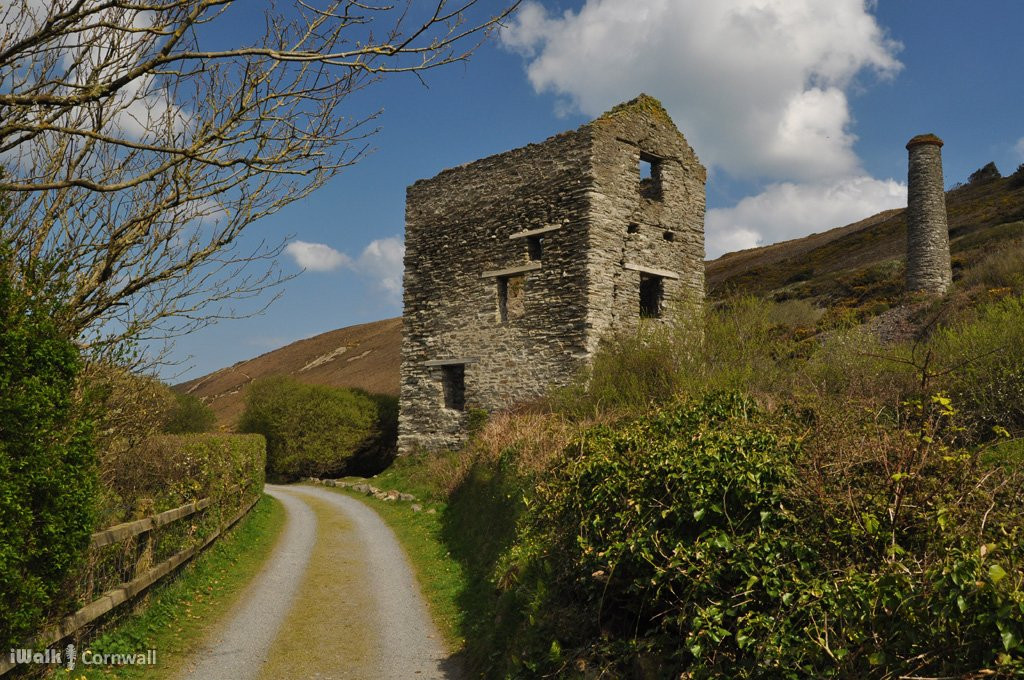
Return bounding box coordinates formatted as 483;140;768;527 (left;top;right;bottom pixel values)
990;564;1008;584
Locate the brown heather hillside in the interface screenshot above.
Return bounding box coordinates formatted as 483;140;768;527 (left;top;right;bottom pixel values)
175;317;401;428
181;167;1024;427
708;171;1024;306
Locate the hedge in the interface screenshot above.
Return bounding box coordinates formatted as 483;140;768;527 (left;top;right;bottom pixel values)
239;377;392;481
0;258;96;651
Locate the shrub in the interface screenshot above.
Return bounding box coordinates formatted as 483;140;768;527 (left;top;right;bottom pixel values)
933;294;1024;438
958;237;1024;293
104;433;266;515
163;392;217;433
494;393;1024;678
0;257;96;651
552;296;807;418
238;377;388;481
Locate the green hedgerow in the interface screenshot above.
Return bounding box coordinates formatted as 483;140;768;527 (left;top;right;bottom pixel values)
0;251;96;651
495;393;1024;679
238;377;391;481
163;392;217;434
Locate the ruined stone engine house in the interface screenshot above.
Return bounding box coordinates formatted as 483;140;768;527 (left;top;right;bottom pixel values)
398;95;707;453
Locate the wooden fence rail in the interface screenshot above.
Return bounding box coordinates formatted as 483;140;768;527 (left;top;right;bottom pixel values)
0;486;259;677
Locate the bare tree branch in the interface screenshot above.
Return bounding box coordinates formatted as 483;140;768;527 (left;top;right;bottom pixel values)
0;0;519;364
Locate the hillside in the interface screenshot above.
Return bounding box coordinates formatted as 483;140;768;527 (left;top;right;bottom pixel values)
181;167;1024;427
176;317;401;427
708;170;1024;307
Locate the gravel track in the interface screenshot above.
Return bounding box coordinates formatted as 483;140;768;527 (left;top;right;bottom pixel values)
177;484;456;680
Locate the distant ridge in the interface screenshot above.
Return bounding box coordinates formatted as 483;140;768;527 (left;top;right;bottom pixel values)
176;317;401;428
182;169;1024;428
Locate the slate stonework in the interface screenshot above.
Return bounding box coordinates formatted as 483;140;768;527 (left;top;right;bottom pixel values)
906;134;952;294
399;95;706;453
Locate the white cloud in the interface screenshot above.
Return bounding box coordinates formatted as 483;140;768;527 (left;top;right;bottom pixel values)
284;236;405;300
352;237;405;298
1015;137;1024;159
502;0;901;181
706;175;907;258
285;241;351;271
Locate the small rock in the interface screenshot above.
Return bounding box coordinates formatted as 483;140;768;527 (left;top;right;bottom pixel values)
385;490;401;501
368;485;381;495
351;483;371;495
411;504;422;513
398;493;415;502
323;479;336;487
426;508;437;515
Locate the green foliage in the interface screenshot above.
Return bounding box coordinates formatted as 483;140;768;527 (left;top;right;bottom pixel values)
933;294;1024;437
163;392;217;434
238;377;390;481
554;296;816;418
494;394;1024;678
111;433;266;514
957;238;1024;293
0;253;96;651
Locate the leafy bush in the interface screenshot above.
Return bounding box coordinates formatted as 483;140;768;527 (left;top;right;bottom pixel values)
494;393;1024;678
552;296;808;418
933;294;1024;438
104;433;265;516
239;377;390;481
957;238;1024;293
163;392;217;434
0;259;96;651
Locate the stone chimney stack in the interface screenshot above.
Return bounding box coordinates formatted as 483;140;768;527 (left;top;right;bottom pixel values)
905;133;952;294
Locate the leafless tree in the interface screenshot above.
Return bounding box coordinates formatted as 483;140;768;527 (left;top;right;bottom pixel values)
0;0;517;360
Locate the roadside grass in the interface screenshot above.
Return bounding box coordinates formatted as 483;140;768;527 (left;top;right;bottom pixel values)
55;494;285;680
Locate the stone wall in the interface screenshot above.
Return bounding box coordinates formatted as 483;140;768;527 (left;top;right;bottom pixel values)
399;95;706;453
586;98;706;349
906;134;952;294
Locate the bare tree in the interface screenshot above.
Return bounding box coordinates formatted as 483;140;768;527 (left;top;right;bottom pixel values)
0;0;517;360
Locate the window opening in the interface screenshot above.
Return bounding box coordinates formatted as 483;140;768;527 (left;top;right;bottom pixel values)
639;158;653;180
663;230;675;242
527;235;544;261
639;274;664;318
627;222;640;234
638;152;663;200
441;364;466;410
497;274;526;323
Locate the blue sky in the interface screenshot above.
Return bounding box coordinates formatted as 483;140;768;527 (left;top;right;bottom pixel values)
163;0;1024;382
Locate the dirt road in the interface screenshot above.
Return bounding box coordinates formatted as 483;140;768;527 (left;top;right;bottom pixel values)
178;484;457;679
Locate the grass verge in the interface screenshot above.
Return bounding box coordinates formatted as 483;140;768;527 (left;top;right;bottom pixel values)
56;494;285;679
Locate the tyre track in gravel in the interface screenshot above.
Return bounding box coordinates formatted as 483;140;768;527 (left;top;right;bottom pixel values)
178;484;457;679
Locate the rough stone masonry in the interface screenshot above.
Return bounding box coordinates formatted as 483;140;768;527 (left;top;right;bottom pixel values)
398;95;706;453
906;133;952;294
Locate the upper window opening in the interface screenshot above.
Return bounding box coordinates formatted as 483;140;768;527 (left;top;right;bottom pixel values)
639;152;663;200
639;158;653;180
441;364;466;411
639;274;664;319
497;274;526;323
627;222;640;234
663;230;675;242
527;236;544;261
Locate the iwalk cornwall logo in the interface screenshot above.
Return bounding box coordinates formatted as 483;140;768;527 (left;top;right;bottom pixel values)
8;643;156;670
